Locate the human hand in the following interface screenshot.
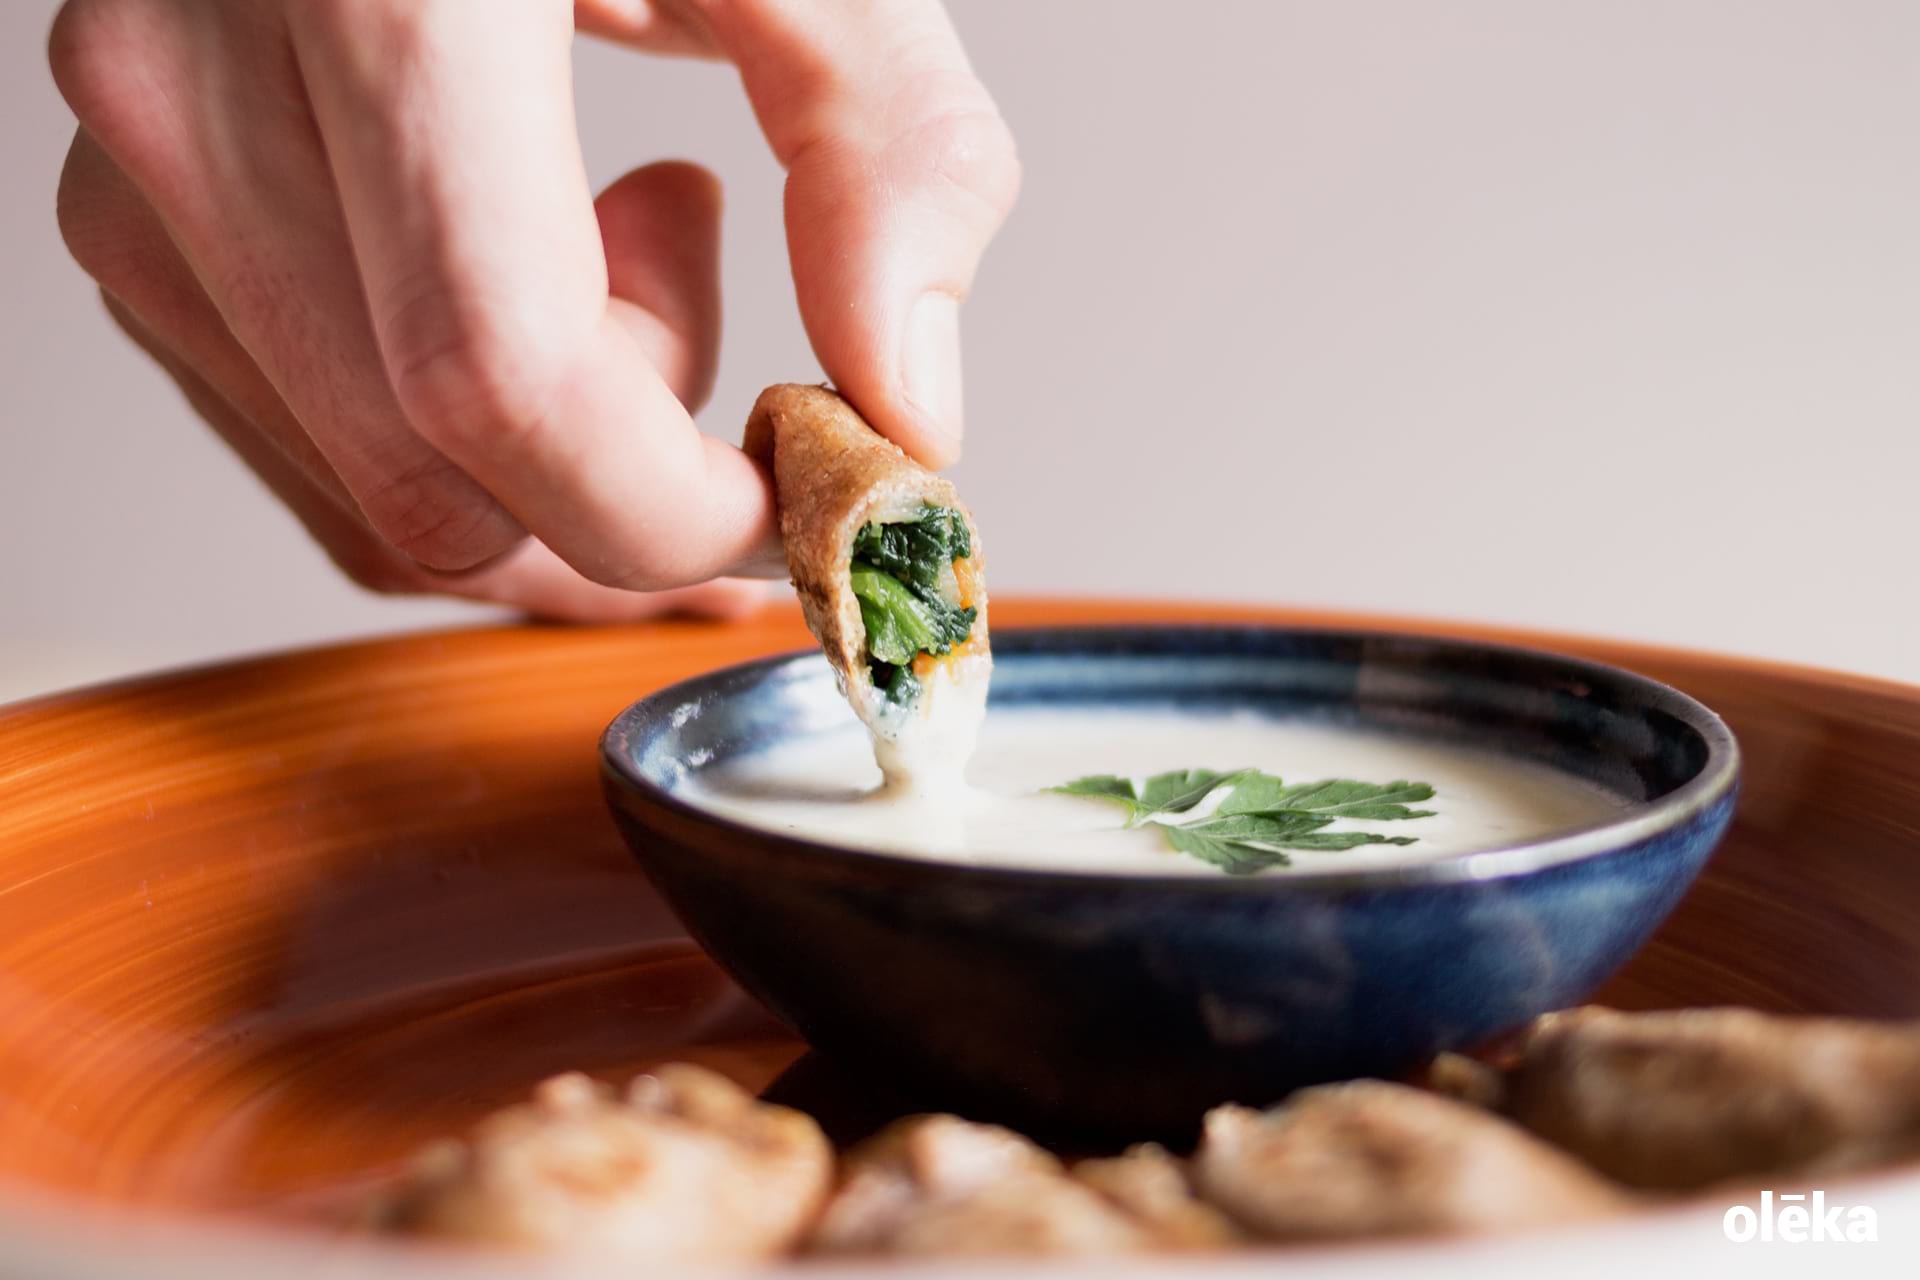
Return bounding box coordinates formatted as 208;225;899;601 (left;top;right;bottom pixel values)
49;0;1018;621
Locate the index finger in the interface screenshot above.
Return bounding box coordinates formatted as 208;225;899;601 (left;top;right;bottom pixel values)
289;0;774;589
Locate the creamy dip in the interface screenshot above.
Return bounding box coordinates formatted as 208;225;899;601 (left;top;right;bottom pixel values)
677;709;1626;876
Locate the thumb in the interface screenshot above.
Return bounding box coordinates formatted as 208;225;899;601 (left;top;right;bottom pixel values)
702;1;1021;467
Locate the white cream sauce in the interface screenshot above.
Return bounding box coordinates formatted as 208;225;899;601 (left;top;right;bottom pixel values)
861;651;989;795
678;709;1627;876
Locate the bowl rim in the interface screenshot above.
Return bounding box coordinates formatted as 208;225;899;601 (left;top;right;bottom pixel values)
599;623;1742;893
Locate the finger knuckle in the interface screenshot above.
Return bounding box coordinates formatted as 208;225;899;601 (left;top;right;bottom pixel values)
330;545;425;598
300;0;370;36
357;456;517;571
912;106;1022;223
49;0;157;148
382;285;573;461
60;149;215;342
301;0;433;67
95;286;136;333
55;142;118;281
48;0;119;115
55;144;177;315
206;252;310;366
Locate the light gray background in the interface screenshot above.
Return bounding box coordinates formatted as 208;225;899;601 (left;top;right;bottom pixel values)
4;1;1915;703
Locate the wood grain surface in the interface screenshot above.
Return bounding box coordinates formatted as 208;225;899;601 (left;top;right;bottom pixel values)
2;599;1916;1225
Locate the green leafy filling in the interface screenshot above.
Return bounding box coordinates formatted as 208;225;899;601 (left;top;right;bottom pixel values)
849;506;977;705
853;508;972;589
1049;770;1435;875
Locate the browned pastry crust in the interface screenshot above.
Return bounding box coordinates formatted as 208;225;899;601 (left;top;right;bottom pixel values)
369;1002;1920;1262
743;383;989;732
1071;1143;1244;1248
375;1065;832;1261
1193;1080;1631;1240
1496;1005;1920;1190
809;1115;1230;1257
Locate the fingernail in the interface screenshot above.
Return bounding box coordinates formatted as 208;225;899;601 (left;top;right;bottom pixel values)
902;292;964;457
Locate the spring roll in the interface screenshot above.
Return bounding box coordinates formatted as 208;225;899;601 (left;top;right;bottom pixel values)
1192;1082;1631;1240
808;1114;1165;1257
372;1066;831;1261
745;384;990;789
1488;1006;1920;1189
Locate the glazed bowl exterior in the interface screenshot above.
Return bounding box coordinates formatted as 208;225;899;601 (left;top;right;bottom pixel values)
602;625;1740;1134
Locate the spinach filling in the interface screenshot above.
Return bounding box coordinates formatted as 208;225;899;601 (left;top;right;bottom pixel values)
849;507;977;705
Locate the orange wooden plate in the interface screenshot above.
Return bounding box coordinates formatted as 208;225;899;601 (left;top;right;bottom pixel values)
3;599;1918;1269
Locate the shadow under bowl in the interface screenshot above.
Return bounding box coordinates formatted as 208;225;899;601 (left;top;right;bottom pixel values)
601;625;1739;1136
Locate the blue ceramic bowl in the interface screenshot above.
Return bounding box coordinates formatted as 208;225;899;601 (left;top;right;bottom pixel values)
601;626;1740;1135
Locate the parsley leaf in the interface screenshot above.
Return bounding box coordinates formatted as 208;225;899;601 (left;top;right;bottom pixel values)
1154;812;1318;868
1047;774;1140;814
1163;823;1292;874
1164;812;1419;875
1216;775;1435;821
1047;767;1438;874
1270;830;1420;851
1174;812;1335;841
1131;768;1249;826
1048;767;1249;827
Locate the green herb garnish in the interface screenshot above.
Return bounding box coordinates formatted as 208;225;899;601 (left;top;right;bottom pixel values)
1050;767;1251;827
1048;769;1434;875
1216;776;1437;821
850;507;977;704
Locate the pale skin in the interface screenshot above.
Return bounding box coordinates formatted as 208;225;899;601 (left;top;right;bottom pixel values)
49;0;1019;621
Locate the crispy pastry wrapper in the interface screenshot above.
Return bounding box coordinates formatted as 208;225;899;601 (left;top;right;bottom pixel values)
809;1115;1206;1257
1493;1005;1920;1190
745;384;990;784
1193;1082;1631;1240
371;1066;832;1261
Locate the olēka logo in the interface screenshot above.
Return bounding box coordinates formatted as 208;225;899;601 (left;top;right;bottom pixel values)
1722;1191;1878;1243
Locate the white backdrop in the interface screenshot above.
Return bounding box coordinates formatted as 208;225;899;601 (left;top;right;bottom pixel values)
4;1;1916;703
